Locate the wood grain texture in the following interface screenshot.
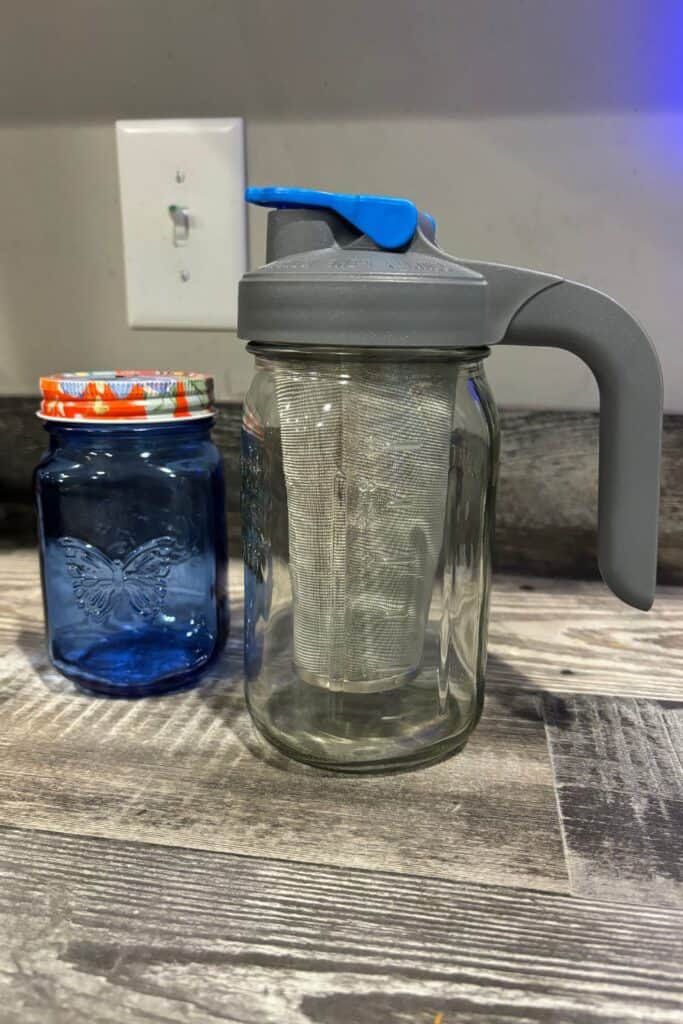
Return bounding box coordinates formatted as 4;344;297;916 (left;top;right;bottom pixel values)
496;409;683;583
488;575;683;700
3;551;683;903
0;552;568;894
3;397;683;581
1;826;682;1024
544;693;683;908
4;548;683;705
0;396;42;547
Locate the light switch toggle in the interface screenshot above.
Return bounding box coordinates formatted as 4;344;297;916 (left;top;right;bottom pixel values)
168;204;190;247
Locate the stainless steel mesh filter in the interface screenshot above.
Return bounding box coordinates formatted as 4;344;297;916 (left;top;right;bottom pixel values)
274;358;454;692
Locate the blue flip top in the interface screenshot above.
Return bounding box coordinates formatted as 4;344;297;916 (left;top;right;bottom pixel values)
245;186;424;250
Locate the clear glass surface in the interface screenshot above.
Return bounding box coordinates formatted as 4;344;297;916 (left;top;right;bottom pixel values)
242;345;499;771
35;418;229;696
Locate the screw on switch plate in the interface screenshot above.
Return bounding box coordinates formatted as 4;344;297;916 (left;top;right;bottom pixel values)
115;118;246;330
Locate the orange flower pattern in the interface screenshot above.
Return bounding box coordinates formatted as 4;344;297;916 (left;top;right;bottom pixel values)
39;371;214;422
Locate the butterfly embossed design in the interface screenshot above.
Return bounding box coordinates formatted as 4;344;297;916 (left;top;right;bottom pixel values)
59;537;178;619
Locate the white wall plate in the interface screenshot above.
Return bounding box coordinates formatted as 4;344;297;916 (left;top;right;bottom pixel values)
115;118;246;330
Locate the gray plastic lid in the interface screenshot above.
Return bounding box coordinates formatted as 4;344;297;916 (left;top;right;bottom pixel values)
238;206;490;347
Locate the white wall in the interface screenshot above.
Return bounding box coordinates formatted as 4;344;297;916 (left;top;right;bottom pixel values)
1;0;682;408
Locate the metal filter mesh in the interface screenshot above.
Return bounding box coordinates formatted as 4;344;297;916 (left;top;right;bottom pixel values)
275;358;454;692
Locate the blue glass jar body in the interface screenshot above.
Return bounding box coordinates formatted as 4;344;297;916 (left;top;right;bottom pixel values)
35;418;228;696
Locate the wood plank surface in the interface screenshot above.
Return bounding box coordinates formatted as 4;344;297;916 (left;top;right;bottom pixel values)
488;576;683;700
1;555;682;1021
1;825;682;1024
3;550;683;904
4;550;683;701
544;694;683;908
0;553;568;894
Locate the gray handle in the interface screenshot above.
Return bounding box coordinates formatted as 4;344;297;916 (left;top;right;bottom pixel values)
461;263;662;610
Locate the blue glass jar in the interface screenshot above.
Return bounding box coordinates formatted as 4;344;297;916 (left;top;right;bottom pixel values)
34;371;228;697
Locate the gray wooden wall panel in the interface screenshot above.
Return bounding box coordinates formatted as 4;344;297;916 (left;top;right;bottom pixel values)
2;398;683;583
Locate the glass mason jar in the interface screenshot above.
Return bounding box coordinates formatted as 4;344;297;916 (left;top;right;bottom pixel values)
35;372;229;697
241;345;499;772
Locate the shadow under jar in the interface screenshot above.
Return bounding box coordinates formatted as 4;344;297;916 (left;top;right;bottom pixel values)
241;345;499;772
35;372;228;697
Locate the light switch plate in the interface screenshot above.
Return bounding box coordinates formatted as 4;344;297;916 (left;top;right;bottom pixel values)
115;118;246;330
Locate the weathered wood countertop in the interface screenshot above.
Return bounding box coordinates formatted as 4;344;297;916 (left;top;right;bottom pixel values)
1;550;682;1023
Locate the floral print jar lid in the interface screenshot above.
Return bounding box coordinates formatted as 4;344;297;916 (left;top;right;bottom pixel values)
39;370;215;422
